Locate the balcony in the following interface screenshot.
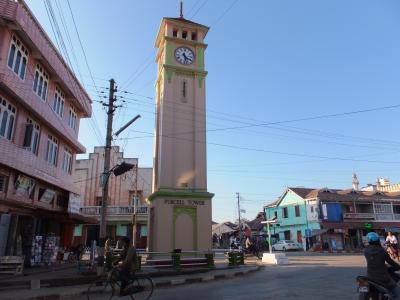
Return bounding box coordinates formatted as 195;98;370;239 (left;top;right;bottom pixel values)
0;0;91;117
343;213;375;220
343;213;400;221
81;205;149;217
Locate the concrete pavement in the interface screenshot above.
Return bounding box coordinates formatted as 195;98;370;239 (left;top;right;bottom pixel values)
146;254;366;300
0;264;260;300
0;253;368;300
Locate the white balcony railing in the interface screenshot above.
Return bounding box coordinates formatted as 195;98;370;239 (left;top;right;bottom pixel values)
81;205;148;216
343;213;400;221
343;213;375;220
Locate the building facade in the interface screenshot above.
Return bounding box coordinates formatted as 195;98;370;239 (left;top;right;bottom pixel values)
0;0;92;261
74;146;152;249
265;187;400;251
264;188;321;248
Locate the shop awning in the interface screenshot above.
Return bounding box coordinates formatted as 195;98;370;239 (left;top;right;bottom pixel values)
384;227;400;233
311;229;329;237
67;213;98;224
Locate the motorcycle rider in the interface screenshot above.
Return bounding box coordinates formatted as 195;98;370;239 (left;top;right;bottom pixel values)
364;232;400;299
386;231;399;259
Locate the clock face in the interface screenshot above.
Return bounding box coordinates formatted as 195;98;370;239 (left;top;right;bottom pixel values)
174;47;195;65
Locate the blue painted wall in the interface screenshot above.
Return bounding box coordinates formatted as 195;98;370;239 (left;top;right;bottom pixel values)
320;203;343;222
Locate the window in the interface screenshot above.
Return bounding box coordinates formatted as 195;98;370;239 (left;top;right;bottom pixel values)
62;148;72;173
274;211;278;218
0;175;5;192
0;97;16;140
23;118;40;154
182;31;187;39
57;194;68;208
284;230;291;240
45;135;58;165
7;35;28;80
311;206;314;213
181;80;187;100
96;197;102;206
295;205;301;217
374;203;392;214
282;207;288;218
173;29;178;37
53;86;65;117
191;32;197;41
68;106;77;130
33;64;49;101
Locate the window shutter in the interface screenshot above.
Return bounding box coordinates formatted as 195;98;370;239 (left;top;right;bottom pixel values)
0;176;4;191
23;123;33;147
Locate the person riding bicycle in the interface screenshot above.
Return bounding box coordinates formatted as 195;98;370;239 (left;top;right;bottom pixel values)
364;232;400;299
118;237;138;296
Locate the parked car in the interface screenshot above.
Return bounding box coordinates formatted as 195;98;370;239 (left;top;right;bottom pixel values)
271;240;302;251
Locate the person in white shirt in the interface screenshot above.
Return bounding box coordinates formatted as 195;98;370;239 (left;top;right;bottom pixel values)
387;232;398;245
386;232;399;261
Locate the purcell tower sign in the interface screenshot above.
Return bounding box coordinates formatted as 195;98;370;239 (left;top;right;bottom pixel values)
147;6;213;253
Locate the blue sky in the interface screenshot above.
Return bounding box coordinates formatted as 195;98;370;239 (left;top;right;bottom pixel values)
28;0;400;222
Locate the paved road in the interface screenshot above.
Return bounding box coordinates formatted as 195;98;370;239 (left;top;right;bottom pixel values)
148;254;366;300
87;254;366;300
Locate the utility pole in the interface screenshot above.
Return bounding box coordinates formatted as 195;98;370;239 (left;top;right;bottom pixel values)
132;163;138;246
99;78;116;257
236;192;241;243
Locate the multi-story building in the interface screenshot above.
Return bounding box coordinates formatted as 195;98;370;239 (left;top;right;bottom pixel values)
265;187;400;251
0;0;92;260
361;177;400;193
74;146;152;249
264;188;321;249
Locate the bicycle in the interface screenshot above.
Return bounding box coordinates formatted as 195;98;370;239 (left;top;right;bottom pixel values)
87;266;154;300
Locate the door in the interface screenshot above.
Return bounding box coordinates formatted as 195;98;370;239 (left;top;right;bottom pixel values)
297;230;302;243
0;214;11;256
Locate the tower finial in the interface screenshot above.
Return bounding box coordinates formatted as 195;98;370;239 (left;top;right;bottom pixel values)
180;1;184;19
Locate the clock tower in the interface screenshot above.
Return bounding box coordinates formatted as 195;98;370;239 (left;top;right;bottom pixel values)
147;5;214;253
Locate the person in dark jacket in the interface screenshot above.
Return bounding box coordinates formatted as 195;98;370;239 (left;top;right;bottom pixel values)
364;232;400;299
118;237;137;296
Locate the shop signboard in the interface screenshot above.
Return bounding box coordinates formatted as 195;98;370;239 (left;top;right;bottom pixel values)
15;174;36;197
364;223;373;230
68;193;81;214
40;189;55;204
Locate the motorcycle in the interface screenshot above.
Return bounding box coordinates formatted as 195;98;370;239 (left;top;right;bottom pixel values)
357;267;400;300
386;242;399;261
242;244;262;260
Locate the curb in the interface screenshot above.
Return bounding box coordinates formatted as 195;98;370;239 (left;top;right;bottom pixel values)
312;250;363;254
2;266;261;300
153;265;261;287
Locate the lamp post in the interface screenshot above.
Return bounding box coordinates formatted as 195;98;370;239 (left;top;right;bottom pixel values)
261;216;278;254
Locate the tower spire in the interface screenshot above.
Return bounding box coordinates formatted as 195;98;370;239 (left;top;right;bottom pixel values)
180;0;184;19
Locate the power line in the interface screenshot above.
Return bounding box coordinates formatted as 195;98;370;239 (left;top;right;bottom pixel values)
113;125;400;164
66;0;104;143
210;0;241;26
189;0;210;18
109;87;400;147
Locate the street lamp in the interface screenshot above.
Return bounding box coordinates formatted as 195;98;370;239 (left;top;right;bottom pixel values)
261;216;278;254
